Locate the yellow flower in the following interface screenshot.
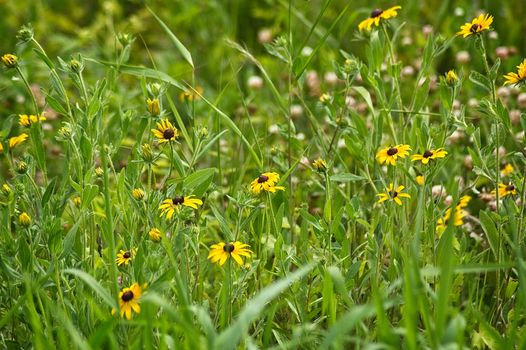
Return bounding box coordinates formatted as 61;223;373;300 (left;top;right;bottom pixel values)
445;70;458;85
2;184;11;196
95;167;104;177
159;195;203;220
416;175;425;186
73;196;81;207
358;6;402;31
504;59;526;86
19;212;31;227
151;119;179;144
116;249;136;266
132;188;145;201
179;86;203;102
249;172;285;195
377;183;411;206
8;133;29;149
458;195;472;209
312;158;327;172
19;114;46;127
147;98;161;116
411;148;447;165
492;183;517;198
148;228;162;242
436;207;466;234
208;241;252;266
116;283;142;320
376;144;411;166
457;13;493;38
501;164;514;177
1;54;18;68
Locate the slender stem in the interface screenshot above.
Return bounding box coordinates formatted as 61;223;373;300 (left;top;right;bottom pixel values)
15;66;39;115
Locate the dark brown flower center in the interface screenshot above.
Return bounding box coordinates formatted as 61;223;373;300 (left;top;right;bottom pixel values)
258;175;269;183
163;128;175;139
123;251;131;259
392;191;398;198
371;9;383;18
506;185;515;192
172;196;184;205
223;243;235;253
387;147;398;156
423;150;433;158
470;23;480;33
121;290;134;302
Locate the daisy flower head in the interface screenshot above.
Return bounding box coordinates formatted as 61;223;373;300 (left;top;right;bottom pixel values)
312;158;328;173
116;283;142;320
151;119;178;144
501;164;514;177
377;183;411;206
436;207;466;234
358;6;402;31
250;172;285;195
1;54;18;68
208;241;252;266
159;195;203;220
504;59;526;86
8;133;29;149
376;144;411;166
457;13;493;38
19;114;46;127
492;183;517;198
116;248;136;266
411;148;447;165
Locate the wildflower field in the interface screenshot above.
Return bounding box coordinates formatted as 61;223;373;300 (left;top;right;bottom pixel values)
2;0;526;348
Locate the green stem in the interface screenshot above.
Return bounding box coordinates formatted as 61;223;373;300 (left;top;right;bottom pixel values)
15;66;39;115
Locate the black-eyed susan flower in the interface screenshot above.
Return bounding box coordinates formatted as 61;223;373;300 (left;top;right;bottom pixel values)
436;207;466;234
208;241;252;266
376;144;411;166
147;98;161;116
504;59;526;86
116;249;136;266
19;212;31;227
132;188;145;201
8;133;28;149
457;13;493;38
249;172;285;195
1;54;18;68
492;183;517;198
312;158;327;172
411;148;447;165
116;283;142;320
501;164;514;177
159;195;203;219
151;119;178;144
19;114;46;127
445;70;458;85
148;228;162;242
377;183;411;206
358;6;402;31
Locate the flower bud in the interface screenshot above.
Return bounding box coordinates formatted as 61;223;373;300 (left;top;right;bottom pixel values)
19;212;31;227
132;188;145;201
16;24;34;43
1;54;18;68
147;98;161;116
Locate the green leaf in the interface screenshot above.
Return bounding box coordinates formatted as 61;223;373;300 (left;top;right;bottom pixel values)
147;7;194;68
214;263;315;350
479;210;499;260
330;173;365;182
63;269;116;308
183;168;216;197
